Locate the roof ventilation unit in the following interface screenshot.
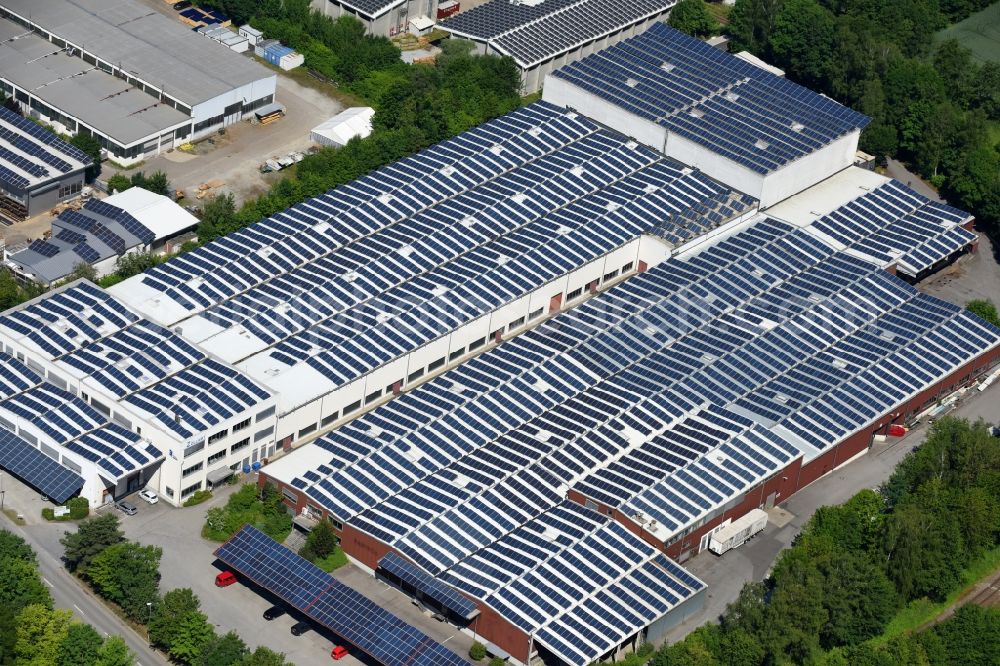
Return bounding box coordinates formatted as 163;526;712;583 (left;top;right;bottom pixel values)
626;77;639;88
570;165;584;177
377;193;394;205
754;138;770;150
688;107;705;118
511;193;528;204
439;165;455;176
661;62;675;72
725;91;740;102
790;120;805;132
528;126;542;137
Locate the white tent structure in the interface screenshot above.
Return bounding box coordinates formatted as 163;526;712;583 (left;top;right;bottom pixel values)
309;107;375;147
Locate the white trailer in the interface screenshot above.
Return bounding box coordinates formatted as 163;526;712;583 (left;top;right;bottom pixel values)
709;509;768;555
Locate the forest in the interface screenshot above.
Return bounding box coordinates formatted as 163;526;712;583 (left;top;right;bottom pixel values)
722;0;1000;234
624;416;1000;665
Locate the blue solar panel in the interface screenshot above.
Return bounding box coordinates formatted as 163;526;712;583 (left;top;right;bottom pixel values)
215;527;471;666
378;552;480;620
0;429;84;503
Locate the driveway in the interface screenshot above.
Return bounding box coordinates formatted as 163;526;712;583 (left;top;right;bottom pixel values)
662;376;1000;645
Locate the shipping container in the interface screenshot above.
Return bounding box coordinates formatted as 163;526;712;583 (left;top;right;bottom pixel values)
709;509;768;555
437;0;460;18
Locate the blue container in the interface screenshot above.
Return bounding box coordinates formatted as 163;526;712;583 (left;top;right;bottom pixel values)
242;464;251;474
251;461;262;471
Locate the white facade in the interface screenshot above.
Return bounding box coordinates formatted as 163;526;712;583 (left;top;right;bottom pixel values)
543;75;862;209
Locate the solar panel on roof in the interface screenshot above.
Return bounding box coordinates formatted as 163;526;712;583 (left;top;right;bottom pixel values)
215;526;470;666
378;552;480;619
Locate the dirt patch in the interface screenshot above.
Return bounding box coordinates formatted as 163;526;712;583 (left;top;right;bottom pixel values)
918;234;1000;308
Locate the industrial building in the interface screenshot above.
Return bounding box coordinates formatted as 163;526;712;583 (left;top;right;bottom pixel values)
0;0;276;165
6;188;198;286
441;0;679;94
0;19;995;666
543;24;870;207
310;0;443;37
0;107;92;221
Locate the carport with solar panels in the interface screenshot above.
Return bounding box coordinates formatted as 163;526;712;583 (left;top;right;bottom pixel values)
263;217;1000;665
110;101;755;452
0;106;92;221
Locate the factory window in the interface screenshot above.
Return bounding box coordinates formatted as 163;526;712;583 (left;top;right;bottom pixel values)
603;269;620;282
255;406;276;422
232;418;251;433
408;368;424;383
622;261;634;273
529;308;544;320
91;400;111;416
165;487;174;498
182;462;203;478
468;337;486;351
254;426;274;442
0;416;13;431
207;449;227;465
193;114;224;134
567;287;583;301
449;348;465;362
207;429;228;445
428;357;446;372
298;423;317;438
230;438;250;454
365;389;382;405
508;316;525;331
343;400;361;415
181;482;202;497
282;487;299;504
321;412;338;427
186;440;205;456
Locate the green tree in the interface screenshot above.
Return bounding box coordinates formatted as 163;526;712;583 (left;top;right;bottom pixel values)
0;528;35;563
149;588;202;651
113;252;161;280
0;558;52;613
167;611;214;665
56;623;102;666
68;261;98;283
727;0;783;53
196;631;248;666
86;542;161;621
69;133;102;173
667;0;719;37
966;299;1000;327
15;605;73;666
197;193;238;244
106;173;132;194
130;171;170;196
301;519;338;560
60;513;124;574
239;646;292;666
94;636;134;666
768;0;837;88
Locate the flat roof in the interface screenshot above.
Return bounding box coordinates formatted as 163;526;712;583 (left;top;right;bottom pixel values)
0;0;274;107
104;187;198;240
0;18;189;146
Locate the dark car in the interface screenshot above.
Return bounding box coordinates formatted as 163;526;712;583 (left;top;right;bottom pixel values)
290;621;311;636
263;605;286;621
115;500;137;516
173;1;191;9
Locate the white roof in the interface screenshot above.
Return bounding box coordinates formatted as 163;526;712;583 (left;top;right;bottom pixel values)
733;51;785;77
103;187;198;241
766;167;889;226
310;107;375;145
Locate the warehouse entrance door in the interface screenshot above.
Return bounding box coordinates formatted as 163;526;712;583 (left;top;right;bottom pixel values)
765;492;776;509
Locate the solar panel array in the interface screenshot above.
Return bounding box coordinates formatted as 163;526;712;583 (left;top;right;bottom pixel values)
807;179;975;276
550;23;870;174
123;102;750;411
0;107;90;190
335;0;404;19
84;200;154;245
214;526;471;666
0;351;163;494
441;0;673;68
0;283;138;359
378;552;479;619
271;218;1000;664
0;428;84;503
122;358;271;440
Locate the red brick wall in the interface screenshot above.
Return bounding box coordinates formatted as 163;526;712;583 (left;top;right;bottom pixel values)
339;524;392;570
471;605;532;663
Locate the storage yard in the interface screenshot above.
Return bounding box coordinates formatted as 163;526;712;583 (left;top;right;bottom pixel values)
1;7;999;666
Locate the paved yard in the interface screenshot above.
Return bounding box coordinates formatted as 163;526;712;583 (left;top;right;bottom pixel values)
919;233;1000;308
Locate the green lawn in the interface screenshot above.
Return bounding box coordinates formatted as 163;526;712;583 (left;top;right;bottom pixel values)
868;544;1000;645
935;2;1000;63
314;548;349;572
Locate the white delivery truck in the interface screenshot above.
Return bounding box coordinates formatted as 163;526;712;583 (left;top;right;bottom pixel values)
708;509;768;555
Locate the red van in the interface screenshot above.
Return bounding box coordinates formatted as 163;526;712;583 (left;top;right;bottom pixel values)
215;571;237;587
331;646;349;660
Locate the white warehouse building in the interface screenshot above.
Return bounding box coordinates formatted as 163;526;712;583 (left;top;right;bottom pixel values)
0;0;276;165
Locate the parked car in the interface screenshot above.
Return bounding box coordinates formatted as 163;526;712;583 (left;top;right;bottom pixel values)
290;621;311;636
215;571;237;587
115;501;137;516
173;1;191;9
331;646;349;660
138;489;158;504
263;605;286;621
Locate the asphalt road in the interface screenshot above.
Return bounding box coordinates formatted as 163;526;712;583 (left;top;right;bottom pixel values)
2;514;167;666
